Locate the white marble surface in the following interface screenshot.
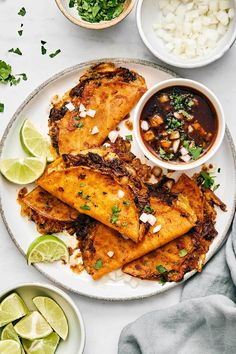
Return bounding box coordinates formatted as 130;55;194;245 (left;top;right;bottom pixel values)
0;1;236;353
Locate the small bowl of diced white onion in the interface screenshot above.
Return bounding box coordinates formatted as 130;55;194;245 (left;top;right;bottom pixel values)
136;0;236;68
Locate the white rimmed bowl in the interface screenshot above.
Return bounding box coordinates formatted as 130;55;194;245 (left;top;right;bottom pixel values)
136;0;236;68
0;283;85;354
133;78;226;171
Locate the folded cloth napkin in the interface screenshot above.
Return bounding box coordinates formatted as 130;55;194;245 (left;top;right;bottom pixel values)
118;215;236;354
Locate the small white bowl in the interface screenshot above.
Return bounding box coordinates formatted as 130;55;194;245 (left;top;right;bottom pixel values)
133;78;226;171
136;0;236;68
0;283;85;354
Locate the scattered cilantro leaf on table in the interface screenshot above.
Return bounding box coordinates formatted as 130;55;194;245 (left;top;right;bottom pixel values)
0;60;27;86
0;103;4;113
49;49;61;58
18;7;26;16
8;48;22;56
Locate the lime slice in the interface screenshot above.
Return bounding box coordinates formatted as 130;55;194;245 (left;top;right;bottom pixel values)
33;297;68;340
0;157;46;185
14;311;53;340
1;323;25;354
20;120;54;162
27;235;69;265
0;340;21;354
22;332;59;354
0;293;28;328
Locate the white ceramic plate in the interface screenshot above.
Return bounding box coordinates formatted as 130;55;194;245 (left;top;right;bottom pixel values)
0;58;236;300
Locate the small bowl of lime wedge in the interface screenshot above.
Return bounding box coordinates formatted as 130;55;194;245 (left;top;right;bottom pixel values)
0;283;85;354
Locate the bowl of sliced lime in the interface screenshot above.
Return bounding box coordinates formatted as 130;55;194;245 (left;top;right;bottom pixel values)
0;283;85;354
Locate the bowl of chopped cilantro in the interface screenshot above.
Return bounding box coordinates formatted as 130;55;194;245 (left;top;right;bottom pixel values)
133;78;226;171
55;0;136;29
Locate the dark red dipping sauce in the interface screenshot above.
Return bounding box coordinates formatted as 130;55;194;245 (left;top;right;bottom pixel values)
140;86;218;164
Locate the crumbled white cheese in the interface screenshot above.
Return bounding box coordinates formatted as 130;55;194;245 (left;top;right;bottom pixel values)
139;213;150;223
141;121;149;131
65;102;75;111
91;126;99;135
87;109;96;118
107;251;114;258
118;190;125;198
148;214;156;226
108;130;119;143
153;224;162;234
79;103;86;112
70;250;83;266
153;0;234;59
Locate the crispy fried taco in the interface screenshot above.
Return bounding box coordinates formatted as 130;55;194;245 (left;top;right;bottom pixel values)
49;62;147;155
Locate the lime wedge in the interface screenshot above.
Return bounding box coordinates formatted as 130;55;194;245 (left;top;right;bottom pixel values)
1;323;25;354
22;332;59;354
27;235;69;265
33;297;68;340
0;340;21;354
14;311;53;340
20;120;54;162
0;293;28;328
0;157;46;185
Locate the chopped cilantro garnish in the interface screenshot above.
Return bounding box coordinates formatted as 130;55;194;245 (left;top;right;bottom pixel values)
0;60;26;86
18;73;27;81
41;46;47;55
49;49;61;58
18;7;26;16
85;195;91;201
8;48;22;56
159;147;174;161
188;100;194;107
125;135;133;141
18;30;23;36
111;204;122;224
94;259;102;270
80;183;85;187
179;249;188;257
0;103;4;113
218;168;221;173
75;0;125;23
189;146;202;160
75;122;84;128
41;40;47;45
69;0;76;7
156;265;167;274
123;200;130;206
74;115;80;121
200;171;215;189
213;184;220;192
144;205;154;214
78;191;83;196
80;204;90;210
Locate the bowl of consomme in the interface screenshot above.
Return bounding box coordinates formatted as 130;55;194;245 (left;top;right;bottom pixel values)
134;79;225;171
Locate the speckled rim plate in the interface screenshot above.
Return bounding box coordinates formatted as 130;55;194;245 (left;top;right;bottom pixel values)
0;58;236;301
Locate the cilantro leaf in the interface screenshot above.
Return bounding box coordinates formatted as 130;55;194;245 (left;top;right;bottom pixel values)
18;30;23;36
80;203;90;210
179;249;188;257
49;49;61;58
0;60;12;82
156;265;167;274
200;171;215;189
0;103;4;113
18;7;26;16
189;146;202;160
8;48;22;56
125;135;133;141
94;259;102;270
41;46;47;55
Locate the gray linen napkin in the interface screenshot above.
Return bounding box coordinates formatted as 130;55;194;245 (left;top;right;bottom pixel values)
118;216;236;354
